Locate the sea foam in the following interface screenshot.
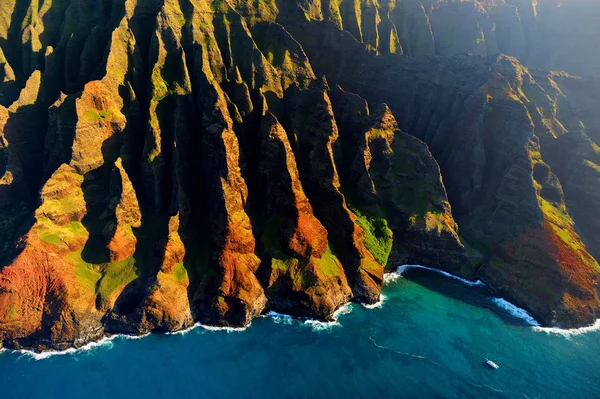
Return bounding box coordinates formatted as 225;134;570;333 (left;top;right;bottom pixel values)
16;335;116;361
165;322;249;336
265;303;355;331
200;324;249;332
383;272;401;284
266;311;295;325
533;319;600;338
491;298;540;326
361;295;386;309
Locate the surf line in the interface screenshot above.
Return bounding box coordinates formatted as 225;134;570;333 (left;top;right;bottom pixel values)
166;322;251;336
266;302;356;331
388;264;600;335
533;319;600;338
385;264;542;326
11;335;121;361
13;332;156;360
10;321;253;360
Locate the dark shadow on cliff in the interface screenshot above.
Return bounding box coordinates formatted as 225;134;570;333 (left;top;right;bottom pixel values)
80;134;120;264
0;102;48;268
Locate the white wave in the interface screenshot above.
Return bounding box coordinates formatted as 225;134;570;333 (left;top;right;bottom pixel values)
361;295;386;309
533;319;600;338
266;303;353;331
491;298;540;326
394;265;486;287
122;333;150;340
17;335;116;361
164;321;250;335
165;323;202;336
199;323;249;332
383;272;401;284
303;319;340;331
333;303;353;318
266;311;294;325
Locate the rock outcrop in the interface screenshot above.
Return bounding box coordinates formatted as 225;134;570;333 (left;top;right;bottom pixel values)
0;0;599;351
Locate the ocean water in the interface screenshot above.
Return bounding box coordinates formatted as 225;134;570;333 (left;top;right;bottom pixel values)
1;267;599;399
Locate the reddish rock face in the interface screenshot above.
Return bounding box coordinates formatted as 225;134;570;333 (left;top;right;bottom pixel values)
0;0;600;351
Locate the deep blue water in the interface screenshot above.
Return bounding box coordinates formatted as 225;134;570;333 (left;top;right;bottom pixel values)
1;267;599;399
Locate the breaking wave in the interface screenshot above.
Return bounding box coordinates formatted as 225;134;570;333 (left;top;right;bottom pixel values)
533;319;600;337
16;336;116;361
361;295;386;309
491;298;540;326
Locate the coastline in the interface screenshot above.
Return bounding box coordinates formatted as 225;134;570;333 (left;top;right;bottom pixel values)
3;264;599;359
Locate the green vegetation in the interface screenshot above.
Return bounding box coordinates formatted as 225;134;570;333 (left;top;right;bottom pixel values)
84;109;112;122
585;160;600;173
36;219;87;247
317;244;342;277
97;257;137;300
211;0;229;13
65;249;136;302
66;250;102;292
39;196;85;216
163;262;188;283
6;304;17;319
348;205;393;266
539;197;587;255
39;232;61;246
263;214;342;287
390;137;437;216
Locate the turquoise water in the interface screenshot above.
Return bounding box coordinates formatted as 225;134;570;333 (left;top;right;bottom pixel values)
1;268;599;398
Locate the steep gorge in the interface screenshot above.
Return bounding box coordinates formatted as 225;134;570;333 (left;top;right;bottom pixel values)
0;0;599;351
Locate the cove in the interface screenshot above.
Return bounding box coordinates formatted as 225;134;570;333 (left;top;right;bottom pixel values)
1;267;599;399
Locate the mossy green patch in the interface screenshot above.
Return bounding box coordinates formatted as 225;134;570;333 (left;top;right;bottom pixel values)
66;250;102;292
39;232;62;246
539;198;583;251
317;244;342;277
349;205;393;266
585;160;600;173
35;219;87;247
97;257;137;300
271;256;298;272
6;304;17;319
84;109;113;122
39;196;85;217
163;262;188;283
65;248;136;301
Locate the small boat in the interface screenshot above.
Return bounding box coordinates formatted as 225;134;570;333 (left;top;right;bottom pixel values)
486;359;499;369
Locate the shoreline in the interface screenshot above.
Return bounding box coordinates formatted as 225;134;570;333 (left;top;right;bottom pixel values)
3;264;599;359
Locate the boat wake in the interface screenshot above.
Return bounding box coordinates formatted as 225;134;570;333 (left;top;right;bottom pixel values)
368;336;440;366
392;265;486;287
